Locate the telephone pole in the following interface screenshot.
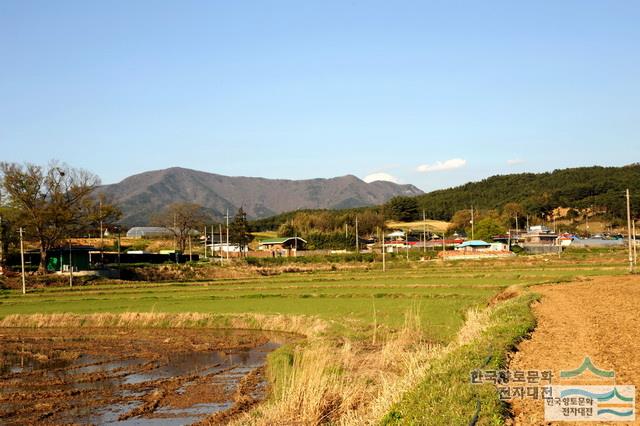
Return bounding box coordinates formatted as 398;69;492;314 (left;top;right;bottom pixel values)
19;227;26;294
406;229;409;261
632;217;637;266
355;216;359;253
470;206;475;240
626;189;634;273
382;231;386;272
218;224;223;263
225;209;230;261
422;210;427;253
69;239;73;287
203;226;208;259
99;198;104;266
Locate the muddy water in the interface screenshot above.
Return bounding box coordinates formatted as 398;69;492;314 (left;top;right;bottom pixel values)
0;328;289;425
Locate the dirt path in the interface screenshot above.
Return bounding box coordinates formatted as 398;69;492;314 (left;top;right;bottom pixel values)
509;275;640;425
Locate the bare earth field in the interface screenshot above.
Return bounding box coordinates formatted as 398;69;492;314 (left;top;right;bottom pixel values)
0;328;283;425
509;275;640;425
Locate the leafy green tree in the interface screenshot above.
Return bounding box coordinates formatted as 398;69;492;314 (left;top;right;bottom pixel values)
384;196;419;221
229;207;254;256
474;217;504;242
277;222;297;237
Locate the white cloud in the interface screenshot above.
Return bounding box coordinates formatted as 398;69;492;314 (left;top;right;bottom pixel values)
507;158;525;165
416;158;467;173
363;172;400;184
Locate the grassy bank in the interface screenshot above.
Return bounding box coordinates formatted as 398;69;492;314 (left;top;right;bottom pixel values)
382;292;539;425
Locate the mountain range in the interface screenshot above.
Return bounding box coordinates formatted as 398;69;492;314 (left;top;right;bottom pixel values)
100;167;423;226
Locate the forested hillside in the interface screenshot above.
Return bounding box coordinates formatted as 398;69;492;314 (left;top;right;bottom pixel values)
249;165;640;232
413;165;640;221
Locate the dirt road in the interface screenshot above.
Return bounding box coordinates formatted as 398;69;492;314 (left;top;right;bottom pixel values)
509;275;640;425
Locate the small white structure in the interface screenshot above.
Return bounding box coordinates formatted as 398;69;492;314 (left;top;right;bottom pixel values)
126;227;174;238
210;243;247;253
489;243;509;251
387;230;406;239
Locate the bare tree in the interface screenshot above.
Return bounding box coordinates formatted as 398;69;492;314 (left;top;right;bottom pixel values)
81;193;122;237
0;162;100;273
152;202;210;252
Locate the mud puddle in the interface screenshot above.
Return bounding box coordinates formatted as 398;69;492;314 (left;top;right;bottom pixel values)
0;328;289;425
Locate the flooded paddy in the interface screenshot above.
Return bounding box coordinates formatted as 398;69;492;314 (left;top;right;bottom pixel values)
0;328;287;425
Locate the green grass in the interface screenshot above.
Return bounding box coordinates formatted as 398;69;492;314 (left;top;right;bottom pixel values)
0;251;628;344
381;292;539;425
0;271;501;343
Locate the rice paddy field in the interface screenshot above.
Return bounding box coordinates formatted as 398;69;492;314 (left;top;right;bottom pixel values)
0;248;631;424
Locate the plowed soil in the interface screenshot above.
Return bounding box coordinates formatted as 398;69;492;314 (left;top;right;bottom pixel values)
509;275;640;425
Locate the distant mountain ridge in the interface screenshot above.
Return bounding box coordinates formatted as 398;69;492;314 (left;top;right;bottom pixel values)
100;167;423;226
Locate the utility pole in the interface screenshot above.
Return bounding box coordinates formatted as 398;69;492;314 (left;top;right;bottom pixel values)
19;227;26;295
633;217;637;266
117;228;121;271
441;233;446;260
203;226;207;259
470;206;475;240
225;209;230;261
188;232;192;262
382;231;386;272
626;189;634;273
515;213;519;234
585;210;589;237
355;216;359;253
422;210;427;253
69;239;73;288
406;230;409;261
218;224;223;264
99;198;104;266
173;213;177;252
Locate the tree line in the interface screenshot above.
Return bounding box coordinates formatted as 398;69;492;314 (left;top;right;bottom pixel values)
0;162;256;274
246;165;640;243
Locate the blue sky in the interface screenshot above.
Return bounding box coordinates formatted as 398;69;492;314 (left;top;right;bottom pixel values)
1;1;639;191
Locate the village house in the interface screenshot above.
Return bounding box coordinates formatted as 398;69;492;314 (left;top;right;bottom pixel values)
258;237;307;257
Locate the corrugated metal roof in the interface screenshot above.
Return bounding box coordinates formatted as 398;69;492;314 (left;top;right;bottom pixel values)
456;240;491;248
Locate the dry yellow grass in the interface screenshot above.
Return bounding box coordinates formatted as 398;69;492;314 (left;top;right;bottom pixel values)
232;304;495;425
385;219;450;233
0;312;329;338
